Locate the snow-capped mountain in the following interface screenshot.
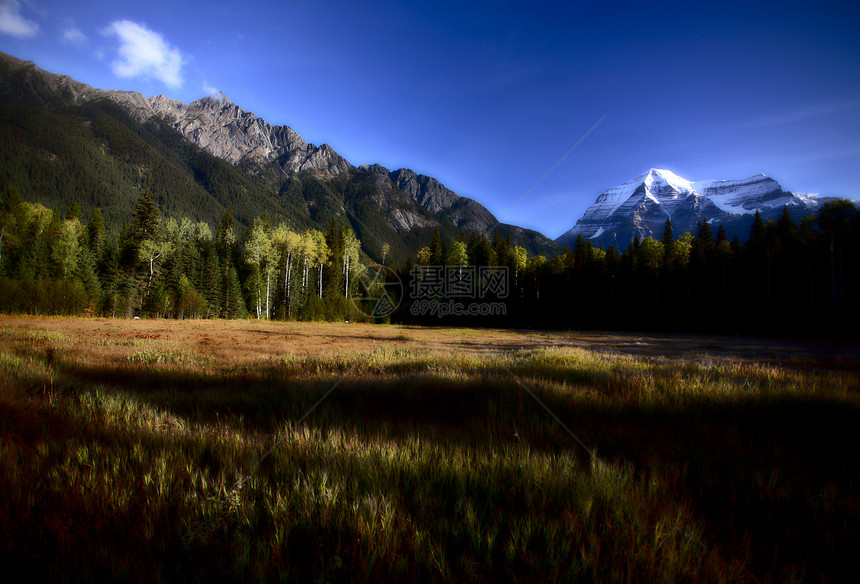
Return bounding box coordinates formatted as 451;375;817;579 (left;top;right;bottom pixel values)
556;169;833;248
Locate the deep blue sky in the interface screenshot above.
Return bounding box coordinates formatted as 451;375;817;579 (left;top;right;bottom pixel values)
2;0;859;237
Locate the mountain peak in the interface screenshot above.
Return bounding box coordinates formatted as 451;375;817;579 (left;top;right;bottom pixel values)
206;91;231;105
641;168;693;190
558;169;831;248
190;91;232;109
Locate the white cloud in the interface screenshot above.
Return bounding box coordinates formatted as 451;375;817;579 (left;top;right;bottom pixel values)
101;20;184;88
61;25;86;46
202;80;218;95
0;0;39;38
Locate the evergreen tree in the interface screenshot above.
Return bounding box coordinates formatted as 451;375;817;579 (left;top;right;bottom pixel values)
65;202;82;222
696;220;714;248
87;208;106;258
492;230;511;266
201;244;222;317
472;234;494;266
817;199;857;304
223;266;247;319
430;228;445;265
749;211;766;247
661;218;674;246
467;230;480;263
131;190;161;243
574;234;586;270
716;225;728;245
661;218;676;272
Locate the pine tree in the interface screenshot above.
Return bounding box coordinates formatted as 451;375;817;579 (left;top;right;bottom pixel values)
749;211;766;246
493;229;511;266
817;199;857;304
65;202;82;222
201;246;222;317
661;218;675;267
473;234;494;267
223;266;247;319
572;234;584;270
430;228;444;265
716;225;728;245
87;208;106;258
131;190;161;244
697;220;714;248
661;218;674;245
467;230;480;264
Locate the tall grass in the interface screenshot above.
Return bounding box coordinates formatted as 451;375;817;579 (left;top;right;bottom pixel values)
1;328;857;582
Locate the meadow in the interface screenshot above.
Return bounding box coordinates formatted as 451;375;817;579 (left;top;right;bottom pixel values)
1;316;858;582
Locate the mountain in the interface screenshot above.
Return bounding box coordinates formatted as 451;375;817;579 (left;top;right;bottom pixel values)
0;51;560;261
557;168;836;248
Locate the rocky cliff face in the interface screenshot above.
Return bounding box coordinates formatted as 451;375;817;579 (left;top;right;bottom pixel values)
557;169;833;248
108;91;352;176
157;94;352;175
388;167;499;233
0;50;560;258
0;54;351;177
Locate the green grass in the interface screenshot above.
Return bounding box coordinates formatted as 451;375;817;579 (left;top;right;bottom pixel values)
0;326;77;343
1;336;858;582
128;348;203;366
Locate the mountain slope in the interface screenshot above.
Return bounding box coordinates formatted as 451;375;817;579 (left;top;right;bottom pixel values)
0;51;560;261
557;168;835;248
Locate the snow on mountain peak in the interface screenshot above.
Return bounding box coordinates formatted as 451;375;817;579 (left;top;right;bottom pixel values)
644;169;694;191
557;169;834;249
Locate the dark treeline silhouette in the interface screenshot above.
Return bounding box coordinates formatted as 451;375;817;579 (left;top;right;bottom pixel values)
1;184;857;336
397;204;860;337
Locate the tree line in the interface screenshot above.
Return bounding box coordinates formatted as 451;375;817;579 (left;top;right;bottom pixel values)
1;183;857;336
397;202;859;336
0;187;367;322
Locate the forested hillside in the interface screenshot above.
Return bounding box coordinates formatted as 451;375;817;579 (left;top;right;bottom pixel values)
0;52;558;264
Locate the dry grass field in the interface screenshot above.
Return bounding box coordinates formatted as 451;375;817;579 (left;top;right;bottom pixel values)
2;315;855;368
1;315;858;582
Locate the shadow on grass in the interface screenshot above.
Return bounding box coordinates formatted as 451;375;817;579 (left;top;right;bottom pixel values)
19;352;860;582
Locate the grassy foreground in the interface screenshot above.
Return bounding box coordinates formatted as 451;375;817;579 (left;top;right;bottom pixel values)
1;317;858;582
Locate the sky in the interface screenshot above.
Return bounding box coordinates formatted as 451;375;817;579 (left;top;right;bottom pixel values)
1;0;859;238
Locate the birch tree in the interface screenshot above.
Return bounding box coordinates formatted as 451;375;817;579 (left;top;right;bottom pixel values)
310;230;329;299
511;245;528;289
138;237;173;290
342;229;361;297
445;240;468;276
299;231;316;292
244;218;279;319
272;224;302;317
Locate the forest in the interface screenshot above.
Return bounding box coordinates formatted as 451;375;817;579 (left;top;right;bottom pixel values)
0;184;857;336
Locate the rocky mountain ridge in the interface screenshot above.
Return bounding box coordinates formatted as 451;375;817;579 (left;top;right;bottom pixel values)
0;51;560;258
